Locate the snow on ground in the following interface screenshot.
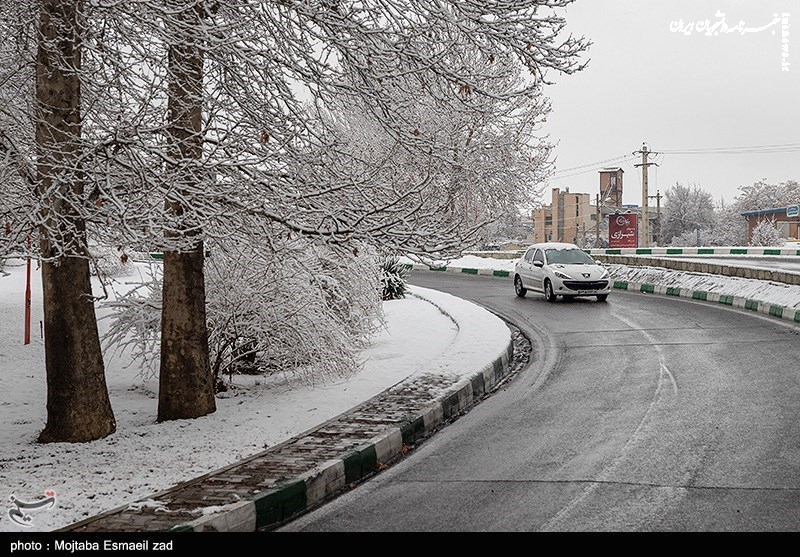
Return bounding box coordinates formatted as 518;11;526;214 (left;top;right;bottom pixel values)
3;249;800;532
606;264;800;309
401;254;518;272
0;259;509;532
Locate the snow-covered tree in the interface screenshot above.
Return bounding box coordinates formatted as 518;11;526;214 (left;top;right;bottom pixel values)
1;0;590;436
749;219;783;246
708;198;748;246
659;182;715;246
733;179;800;212
0;0;117;442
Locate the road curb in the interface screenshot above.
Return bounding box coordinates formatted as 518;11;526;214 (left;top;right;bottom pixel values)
166;341;514;532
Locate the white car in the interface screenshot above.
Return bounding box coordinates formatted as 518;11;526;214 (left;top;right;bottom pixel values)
513;242;611;302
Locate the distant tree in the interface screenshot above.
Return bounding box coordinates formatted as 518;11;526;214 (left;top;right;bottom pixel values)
733;179;800;212
659;182;715;245
749;219;782;246
708;198;748;246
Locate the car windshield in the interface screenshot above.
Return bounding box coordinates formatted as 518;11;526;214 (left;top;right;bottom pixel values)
545;248;596;265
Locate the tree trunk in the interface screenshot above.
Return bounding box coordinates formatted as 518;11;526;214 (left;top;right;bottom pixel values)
158;1;216;421
36;0;116;442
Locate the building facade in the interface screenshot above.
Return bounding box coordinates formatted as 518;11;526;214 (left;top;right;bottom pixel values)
741;206;800;241
530;187;596;244
599;167;624;209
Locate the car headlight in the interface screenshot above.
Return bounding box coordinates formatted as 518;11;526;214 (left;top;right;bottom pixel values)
553;270;572;280
600;269;609;279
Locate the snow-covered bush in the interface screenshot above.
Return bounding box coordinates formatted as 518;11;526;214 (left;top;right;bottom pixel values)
669;230;704;247
709;203;748;246
380;255;409;301
102;233;384;389
101;266;163;374
749;219;782;246
578;236;608;249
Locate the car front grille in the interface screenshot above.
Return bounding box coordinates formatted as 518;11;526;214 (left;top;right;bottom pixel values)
562;280;609;291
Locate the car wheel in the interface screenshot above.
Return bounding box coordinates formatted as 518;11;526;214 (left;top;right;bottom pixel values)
544;279;557;303
596;294;608;302
514;275;527;298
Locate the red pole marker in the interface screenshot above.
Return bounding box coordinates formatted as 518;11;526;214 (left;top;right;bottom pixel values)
24;236;31;345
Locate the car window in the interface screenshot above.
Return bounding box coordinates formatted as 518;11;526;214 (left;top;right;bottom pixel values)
545;248;595;265
533;249;544;265
524;248;535;263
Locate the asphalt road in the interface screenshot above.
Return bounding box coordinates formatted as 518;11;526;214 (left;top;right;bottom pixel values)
279;272;800;532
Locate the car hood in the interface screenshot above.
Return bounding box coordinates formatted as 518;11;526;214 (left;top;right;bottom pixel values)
551;264;607;279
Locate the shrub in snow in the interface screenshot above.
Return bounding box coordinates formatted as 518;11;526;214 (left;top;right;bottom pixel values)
102;233;384;390
577;236;608;249
380;255;409;300
710;202;748;246
101;267;163;374
669;230;704;247
749;219;782;246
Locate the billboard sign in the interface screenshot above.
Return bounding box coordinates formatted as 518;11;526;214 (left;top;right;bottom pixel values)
787;205;799;218
609;213;638;248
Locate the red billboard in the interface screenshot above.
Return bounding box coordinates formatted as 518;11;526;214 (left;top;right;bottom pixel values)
608;213;638;248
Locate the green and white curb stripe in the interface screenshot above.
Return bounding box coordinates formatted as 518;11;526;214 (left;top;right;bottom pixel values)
612;280;800;324
589;247;800;256
169;342;514;532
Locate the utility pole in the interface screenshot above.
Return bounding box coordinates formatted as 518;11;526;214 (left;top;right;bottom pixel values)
634;142;659;247
595;193;601;244
648;190;663;245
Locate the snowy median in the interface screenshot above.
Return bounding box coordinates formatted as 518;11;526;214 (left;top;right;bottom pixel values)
0;261;510;532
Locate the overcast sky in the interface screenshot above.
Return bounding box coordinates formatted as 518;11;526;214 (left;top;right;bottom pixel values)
539;0;798;209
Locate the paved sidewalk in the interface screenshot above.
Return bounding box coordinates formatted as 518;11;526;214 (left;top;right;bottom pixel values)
61;326;529;533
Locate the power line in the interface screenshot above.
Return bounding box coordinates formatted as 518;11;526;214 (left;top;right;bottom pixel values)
550;154;638;180
660;142;800;155
549;142;798;183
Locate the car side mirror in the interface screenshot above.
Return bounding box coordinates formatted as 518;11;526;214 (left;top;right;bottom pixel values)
533;261;544;268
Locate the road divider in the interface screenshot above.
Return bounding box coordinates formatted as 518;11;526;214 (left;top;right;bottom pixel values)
611;280;800;324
